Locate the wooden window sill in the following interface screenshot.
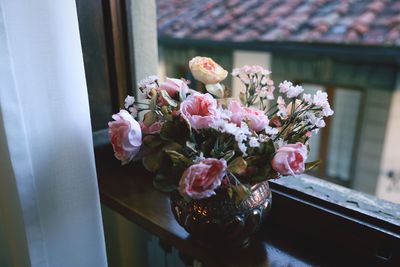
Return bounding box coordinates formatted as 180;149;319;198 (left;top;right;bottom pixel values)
95;145;398;266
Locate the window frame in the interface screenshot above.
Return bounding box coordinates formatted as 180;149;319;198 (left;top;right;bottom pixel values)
84;1;399;264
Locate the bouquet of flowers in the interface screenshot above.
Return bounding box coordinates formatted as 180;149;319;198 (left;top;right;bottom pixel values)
108;57;334;203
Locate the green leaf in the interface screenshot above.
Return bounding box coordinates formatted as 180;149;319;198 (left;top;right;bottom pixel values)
162;141;182;151
228;156;247;175
143;111;157;126
232;184;251;204
305;160;321;172
142;135;163;149
223;150;235;162
259;139;275;156
245;156;263;165
149;90;158;110
160;121;190;144
227;187;233;199
160;121;176;142
142;151;162;172
164;150;192;168
153;174;177;193
160;90;178;107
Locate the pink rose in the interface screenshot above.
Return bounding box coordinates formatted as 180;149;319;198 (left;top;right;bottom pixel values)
179;158;227;199
180;93;219;130
272;143;308;176
139;121;163;135
108;110;142;164
229;101;269;132
158;78;189;97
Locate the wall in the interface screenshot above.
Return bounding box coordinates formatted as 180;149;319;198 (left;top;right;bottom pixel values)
375;72;400;203
352;89;392;195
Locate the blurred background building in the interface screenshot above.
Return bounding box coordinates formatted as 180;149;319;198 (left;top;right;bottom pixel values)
156;0;400;203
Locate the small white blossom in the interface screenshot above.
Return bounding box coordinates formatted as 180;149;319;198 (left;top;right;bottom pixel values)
224;122;240;136
124;95;135;108
224;123;240;136
258;134;271;143
313;90;329;107
235;132;248;143
303;93;312;104
265;126;279;135
261;76;268;85
231;68;240;76
210;119;229;132
277;96;285;107
315;119;326;128
238;72;250;84
286;85;304;98
279;80;293;93
322;103;334;117
256;87;268;98
261;69;272;76
242;65;252;74
249;137;260;148
233;65;271;79
248;65;271;75
266;87;275;100
239;122;251;135
238;142;247;156
218;108;232;119
128;106;138;117
305;112;326;128
138;75;159;89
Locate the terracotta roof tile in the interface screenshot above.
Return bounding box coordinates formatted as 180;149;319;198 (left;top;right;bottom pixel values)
157;0;400;46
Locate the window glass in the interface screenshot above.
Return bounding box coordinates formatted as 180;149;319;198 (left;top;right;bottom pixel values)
326;88;362;181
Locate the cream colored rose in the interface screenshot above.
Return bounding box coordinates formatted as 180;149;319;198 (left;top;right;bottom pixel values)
189;56;228;84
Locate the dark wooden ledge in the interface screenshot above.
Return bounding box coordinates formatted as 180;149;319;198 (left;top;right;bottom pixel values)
95;145;396;266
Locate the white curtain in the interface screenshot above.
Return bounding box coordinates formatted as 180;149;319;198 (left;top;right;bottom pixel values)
0;1;107;266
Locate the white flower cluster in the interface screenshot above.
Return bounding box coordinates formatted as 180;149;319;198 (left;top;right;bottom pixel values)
302;90;334;133
305;112;326;129
124;95;135;108
232;65;275;100
265;125;279;136
313;90;334;116
138;75;159;94
211;120;254;156
270;80;335;141
124;95;138;117
279;80;304;98
231;65;271;77
256;76;275;100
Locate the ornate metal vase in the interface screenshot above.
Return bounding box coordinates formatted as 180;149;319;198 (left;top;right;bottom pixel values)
170;181;272;248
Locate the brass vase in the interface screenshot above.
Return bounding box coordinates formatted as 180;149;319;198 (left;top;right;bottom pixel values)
170;181;272;248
